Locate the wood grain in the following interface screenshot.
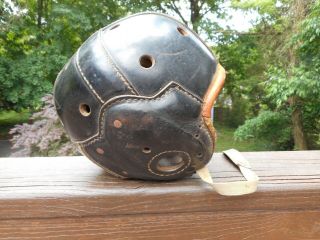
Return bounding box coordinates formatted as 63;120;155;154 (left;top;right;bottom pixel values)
0;151;319;239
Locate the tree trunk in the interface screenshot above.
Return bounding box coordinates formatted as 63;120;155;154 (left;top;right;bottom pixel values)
190;0;200;33
287;0;309;150
37;0;43;28
289;97;308;150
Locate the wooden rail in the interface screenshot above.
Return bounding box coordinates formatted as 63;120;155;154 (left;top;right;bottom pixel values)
0;151;320;239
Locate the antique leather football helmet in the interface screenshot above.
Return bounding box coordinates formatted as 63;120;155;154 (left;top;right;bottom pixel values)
54;12;226;181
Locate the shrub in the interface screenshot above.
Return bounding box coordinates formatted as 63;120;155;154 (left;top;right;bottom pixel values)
234;111;294;150
10;94;78;157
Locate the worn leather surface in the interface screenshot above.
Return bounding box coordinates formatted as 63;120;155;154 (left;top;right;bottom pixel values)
81;84;213;180
54;56;102;141
101;13;216;98
54;13;218;180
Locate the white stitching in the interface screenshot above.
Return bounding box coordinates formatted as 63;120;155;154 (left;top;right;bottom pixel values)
75;50;104;103
79;145;127;178
147;150;191;176
98;30;138;95
76;81;202;144
201;118;214;148
80;85;200;147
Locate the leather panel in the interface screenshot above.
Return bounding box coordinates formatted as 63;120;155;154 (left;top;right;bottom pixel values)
82;86;213;180
54;56;101;141
101;13;217;98
78;32;135;101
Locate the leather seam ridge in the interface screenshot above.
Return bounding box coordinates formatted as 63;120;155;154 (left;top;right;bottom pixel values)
75;50;104;104
79;83;202;147
79;146;127;178
201;117;215;151
98;30;139;95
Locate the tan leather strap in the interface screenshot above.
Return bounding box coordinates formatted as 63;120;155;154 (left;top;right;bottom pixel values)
197;149;259;196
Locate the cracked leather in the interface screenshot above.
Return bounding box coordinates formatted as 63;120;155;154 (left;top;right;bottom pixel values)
54;13;218;180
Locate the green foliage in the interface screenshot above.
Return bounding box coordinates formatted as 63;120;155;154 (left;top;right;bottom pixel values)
124;0;223;34
0;0;128;110
234;111;293;150
266;1;320;106
214;122;268;152
232;0;320;149
224;98;250;128
264;1;320;148
0;47;66;109
215;34;267;127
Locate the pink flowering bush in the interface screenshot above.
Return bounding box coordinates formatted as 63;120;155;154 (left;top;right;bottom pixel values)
10;95;79;157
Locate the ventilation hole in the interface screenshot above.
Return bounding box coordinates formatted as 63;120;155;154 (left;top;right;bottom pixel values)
110;24;120;30
197;152;203;158
156;156;185;172
142;147;151;154
113;119;122;128
177;26;188;36
194;134;200;138
79;103;91;117
139;55;154;68
96;148;104;155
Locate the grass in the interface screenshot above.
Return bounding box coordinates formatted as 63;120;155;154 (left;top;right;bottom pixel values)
0;110;31;139
214;122;268;152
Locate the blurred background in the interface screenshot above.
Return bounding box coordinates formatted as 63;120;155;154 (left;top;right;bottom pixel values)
0;0;319;157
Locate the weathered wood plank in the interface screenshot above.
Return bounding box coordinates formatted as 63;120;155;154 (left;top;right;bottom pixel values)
0;211;319;240
0;151;319;239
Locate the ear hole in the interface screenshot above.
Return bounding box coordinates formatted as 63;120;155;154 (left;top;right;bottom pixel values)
79;103;91;117
139;55;154;68
110;24;120;30
197;152;203;158
177;27;188;36
142;147;151;154
156;156;185;172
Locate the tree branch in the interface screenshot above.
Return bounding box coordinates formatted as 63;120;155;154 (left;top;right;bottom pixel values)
199;0;206;10
168;1;188;25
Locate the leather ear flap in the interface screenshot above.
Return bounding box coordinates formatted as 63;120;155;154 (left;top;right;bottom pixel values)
81;85;214;180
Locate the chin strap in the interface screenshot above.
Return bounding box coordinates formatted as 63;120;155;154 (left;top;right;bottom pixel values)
196;149;259;196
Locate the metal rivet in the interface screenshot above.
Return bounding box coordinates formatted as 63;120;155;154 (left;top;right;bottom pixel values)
113;120;122;128
96;148;104;155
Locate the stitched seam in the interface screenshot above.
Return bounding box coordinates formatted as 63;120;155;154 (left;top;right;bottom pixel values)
80;85;201;147
202;117;215;149
75;50;104;103
98;30;138;95
147;150;191;176
79;145;126;178
98;87;176;141
80;137;100;147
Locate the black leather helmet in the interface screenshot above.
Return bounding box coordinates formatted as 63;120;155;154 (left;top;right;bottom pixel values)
54;12;225;180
